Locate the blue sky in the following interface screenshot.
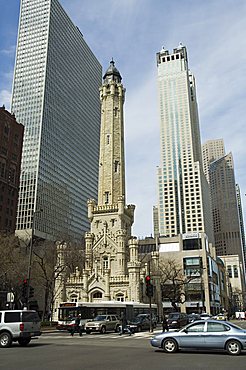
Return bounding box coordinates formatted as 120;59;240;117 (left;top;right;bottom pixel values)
0;0;246;238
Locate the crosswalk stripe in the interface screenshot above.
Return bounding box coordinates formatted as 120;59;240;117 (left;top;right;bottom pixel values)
41;332;157;340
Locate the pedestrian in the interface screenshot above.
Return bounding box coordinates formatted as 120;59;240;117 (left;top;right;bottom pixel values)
162;315;169;332
71;314;83;336
119;313;132;336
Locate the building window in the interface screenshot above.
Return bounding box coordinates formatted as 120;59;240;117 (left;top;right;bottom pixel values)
70;294;78;303
105;192;109;204
116;293;124;302
233;265;239;278
114;161;119;173
93;291;102;299
103;256;109;269
227;266;232;278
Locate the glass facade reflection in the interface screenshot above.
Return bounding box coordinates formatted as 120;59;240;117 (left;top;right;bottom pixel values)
11;0;102;240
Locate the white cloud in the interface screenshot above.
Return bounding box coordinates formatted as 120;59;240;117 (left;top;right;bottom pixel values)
0;45;16;56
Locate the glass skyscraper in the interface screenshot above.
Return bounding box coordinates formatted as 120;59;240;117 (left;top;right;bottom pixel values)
11;0;102;241
156;44;213;242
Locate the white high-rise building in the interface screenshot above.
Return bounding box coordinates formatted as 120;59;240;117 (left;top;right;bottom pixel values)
11;0;102;241
156;44;213;242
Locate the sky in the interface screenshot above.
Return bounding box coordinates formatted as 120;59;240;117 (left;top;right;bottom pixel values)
0;0;246;239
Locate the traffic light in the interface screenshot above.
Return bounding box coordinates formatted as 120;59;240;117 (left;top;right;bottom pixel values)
145;275;154;297
146;284;154;297
145;275;151;285
21;279;28;302
29;286;34;299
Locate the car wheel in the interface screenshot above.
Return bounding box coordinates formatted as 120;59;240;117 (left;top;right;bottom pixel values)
226;339;242;356
115;325;120;333
18;338;31;347
86;330;91;334
101;326;106;334
0;332;12;348
162;338;178;353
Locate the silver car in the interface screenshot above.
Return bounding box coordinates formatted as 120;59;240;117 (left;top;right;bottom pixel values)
150;320;246;356
85;315;120;334
0;310;41;348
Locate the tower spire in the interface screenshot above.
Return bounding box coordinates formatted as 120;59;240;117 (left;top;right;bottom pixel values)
98;61;125;206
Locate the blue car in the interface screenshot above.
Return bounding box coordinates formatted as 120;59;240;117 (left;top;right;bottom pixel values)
150;320;246;356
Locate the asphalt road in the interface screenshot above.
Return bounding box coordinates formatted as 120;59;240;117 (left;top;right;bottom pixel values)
1;324;246;370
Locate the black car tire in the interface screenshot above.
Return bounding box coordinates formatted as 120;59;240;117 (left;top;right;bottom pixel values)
86;330;91;334
0;332;12;348
18;338;31;347
115;325;120;333
100;326;106;334
162;338;178;353
226;339;242;356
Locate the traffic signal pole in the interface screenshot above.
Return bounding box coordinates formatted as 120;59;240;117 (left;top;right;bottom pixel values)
148;260;153;333
26;227;33;309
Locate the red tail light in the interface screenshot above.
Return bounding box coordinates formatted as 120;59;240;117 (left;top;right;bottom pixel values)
20;323;24;331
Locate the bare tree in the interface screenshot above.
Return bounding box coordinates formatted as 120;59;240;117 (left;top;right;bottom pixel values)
32;238;85;320
159;258;196;311
0;234;29;307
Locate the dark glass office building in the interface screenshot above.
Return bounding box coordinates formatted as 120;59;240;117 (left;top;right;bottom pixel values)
11;0;102;241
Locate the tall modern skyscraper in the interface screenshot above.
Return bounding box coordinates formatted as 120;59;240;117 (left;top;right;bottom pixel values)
156;44;213;242
11;0;102;241
209;153;244;262
202;139;225;183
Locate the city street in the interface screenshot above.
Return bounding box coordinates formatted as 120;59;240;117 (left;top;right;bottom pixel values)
1;326;246;370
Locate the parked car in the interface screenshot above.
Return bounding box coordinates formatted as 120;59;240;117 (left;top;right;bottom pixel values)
167;312;189;329
0;310;41;348
212;313;227;321
150;319;246;355
85;315;120;334
188;313;200;323
200;313;212;320
128;316;151;332
136;314;157;328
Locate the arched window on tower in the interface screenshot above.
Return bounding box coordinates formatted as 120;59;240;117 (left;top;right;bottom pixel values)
103;256;109;269
92;291;103;299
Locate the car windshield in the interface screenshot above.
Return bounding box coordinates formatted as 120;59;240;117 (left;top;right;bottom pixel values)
131;317;142;323
94;315;107;321
168;314;179;319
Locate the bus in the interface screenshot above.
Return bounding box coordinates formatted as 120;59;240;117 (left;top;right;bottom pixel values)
56;301;157;331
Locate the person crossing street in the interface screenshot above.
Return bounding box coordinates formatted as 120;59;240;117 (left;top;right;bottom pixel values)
70;314;83;336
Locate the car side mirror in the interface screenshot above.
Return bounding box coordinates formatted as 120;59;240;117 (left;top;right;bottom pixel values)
183;329;188;334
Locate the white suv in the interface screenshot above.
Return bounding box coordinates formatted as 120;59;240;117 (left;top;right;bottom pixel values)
0;310;41;348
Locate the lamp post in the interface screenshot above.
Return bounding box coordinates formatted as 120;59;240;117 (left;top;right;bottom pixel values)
26;208;43;308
